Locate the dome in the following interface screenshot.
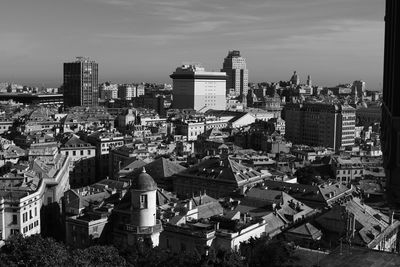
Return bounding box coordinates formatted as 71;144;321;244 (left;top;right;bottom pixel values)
131;167;157;191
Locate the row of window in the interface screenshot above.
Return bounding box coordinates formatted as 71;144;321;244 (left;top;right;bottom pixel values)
23;221;39;234
336;169;363;175
65;150;92;156
21;207;37;223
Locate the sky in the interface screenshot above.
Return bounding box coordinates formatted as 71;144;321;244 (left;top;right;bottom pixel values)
0;0;385;89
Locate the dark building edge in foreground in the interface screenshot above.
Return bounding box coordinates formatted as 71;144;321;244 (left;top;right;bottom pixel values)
382;0;400;207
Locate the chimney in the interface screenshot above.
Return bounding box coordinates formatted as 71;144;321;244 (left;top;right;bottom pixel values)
188;199;193;210
390;210;394;225
199;191;202;205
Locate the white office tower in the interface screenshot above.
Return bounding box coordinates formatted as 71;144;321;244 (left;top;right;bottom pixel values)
171;64;227;112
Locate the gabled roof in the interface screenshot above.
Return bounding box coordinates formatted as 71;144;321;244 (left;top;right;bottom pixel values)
178;157;265;185
125;157;186;181
288;223;322;240
62;136;93;148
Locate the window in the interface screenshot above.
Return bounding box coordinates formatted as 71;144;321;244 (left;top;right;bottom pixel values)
73;151;76;156
140;194;148;209
80;150;84;156
93;226;98;233
12;215;17;224
10;229;19;235
88;150;91;155
35;207;37;217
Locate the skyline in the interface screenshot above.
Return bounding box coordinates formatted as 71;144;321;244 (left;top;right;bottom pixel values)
0;0;384;89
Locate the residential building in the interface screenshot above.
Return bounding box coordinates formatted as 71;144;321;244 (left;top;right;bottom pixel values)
331;156;364;184
0;175;44;240
59;134;96;188
64;179;129;248
63;57;99;107
87;130;125;180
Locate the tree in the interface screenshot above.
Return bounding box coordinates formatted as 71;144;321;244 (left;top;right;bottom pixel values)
70;245;127;267
295;166;324;185
0;234;69;267
240;237;300;267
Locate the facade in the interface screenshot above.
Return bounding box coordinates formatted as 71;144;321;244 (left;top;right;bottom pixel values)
285;103;356;151
87;131;125;180
352;80;366;99
331;156;364;184
0;151;70;241
171;64;227;111
382;0;400;206
118;84;134;100
221;50;249;97
63;57;99;107
59;135;96;188
0;177;44;240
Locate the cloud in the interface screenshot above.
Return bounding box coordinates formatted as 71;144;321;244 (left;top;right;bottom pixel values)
84;0;135;7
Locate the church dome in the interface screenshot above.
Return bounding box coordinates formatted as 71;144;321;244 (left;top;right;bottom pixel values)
131;167;157;191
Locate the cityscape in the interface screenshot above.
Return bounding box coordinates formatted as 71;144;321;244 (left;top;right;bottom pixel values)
0;0;398;267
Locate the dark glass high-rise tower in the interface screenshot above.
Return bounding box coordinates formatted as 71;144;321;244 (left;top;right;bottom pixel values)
63;57;99;107
382;0;400;206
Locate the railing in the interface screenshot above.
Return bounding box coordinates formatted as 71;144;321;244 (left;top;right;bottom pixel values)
121;220;162;234
163;224;215;239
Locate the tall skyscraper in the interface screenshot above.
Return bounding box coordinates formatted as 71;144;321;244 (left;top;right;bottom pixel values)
63;57;99;107
352;80;366;99
382;0;400;206
171;64;226;111
306;75;312;87
221;50;249;97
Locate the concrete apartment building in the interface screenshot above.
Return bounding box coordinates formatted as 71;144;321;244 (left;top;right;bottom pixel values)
171;64;227;112
285;102;356;151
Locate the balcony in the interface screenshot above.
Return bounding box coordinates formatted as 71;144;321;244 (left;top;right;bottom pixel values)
121;220;162;234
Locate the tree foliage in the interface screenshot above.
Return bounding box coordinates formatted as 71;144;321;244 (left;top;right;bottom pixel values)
240;237;300;267
0;234;245;267
0;234;126;267
70;246;127;267
0;234;69;267
295;166;324;185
